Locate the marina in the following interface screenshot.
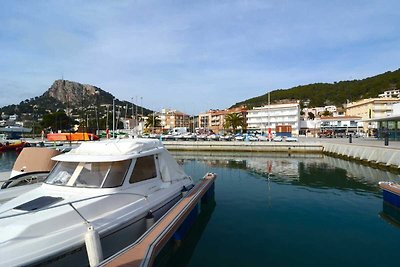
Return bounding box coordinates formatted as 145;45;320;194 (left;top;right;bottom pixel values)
1;145;400;266
2;2;400;266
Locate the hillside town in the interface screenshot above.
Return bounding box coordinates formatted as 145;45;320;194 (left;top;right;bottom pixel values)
1;89;400;141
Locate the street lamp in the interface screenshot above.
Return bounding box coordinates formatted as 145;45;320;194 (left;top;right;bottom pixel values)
112;98;115;139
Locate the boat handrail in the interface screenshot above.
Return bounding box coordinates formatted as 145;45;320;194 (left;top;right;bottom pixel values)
0;191;148;220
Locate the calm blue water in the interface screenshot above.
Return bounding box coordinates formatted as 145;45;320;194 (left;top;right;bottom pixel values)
2;150;400;266
157;151;400;267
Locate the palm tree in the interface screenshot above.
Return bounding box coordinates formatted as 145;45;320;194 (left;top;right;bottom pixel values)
224;113;246;133
145;114;161;132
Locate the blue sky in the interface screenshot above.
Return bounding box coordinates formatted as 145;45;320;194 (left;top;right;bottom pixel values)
1;0;400;115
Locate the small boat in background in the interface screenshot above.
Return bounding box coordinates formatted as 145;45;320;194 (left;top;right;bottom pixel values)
47;132;99;141
0;147;61;204
379;181;400;208
1;147;60;187
0;141;26;152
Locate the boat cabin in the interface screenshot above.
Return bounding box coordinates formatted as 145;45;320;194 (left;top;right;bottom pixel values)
46;138;189;189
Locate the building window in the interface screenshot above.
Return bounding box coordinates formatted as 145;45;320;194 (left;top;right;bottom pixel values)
388;121;396;130
129;155;157;183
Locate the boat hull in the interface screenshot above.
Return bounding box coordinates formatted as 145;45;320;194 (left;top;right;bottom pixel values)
32;193;181;267
0;142;25;152
379;182;400;208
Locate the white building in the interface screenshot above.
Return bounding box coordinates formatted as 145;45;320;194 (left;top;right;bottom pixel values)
299;118;321;137
303;105;341;118
8;114;18;121
379;90;400;98
320;116;363;136
392;103;400;115
247;103;300;135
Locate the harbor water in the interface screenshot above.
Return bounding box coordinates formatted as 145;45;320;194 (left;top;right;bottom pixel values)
156;151;400;267
1;150;400;266
0;150;17;172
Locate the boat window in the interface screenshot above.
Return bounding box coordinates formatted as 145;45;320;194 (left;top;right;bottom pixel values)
45;160;130;188
129;155;157;183
102;160;131;187
45;162;78;185
75;162;109;187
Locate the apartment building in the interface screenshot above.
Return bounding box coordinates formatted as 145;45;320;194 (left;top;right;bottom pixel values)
378;90;400;98
345;98;400;134
160;109;190;131
246;102;300;135
197;106;247;134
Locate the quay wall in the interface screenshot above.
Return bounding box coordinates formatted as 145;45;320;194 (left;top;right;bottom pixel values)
162;141;323;153
162;140;400;169
323;143;400;169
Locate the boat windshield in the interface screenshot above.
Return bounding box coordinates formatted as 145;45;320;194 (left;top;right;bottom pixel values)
45;160;131;188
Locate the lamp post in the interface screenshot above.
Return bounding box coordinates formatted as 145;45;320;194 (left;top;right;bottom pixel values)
152;112;155;134
112;98;115;139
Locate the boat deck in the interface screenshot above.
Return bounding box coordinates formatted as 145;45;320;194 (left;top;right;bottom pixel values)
100;173;216;267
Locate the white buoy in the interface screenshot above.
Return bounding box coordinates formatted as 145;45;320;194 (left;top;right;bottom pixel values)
146;211;155;230
85;225;103;267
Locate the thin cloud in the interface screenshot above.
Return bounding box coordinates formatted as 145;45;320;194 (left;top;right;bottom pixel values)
1;0;399;114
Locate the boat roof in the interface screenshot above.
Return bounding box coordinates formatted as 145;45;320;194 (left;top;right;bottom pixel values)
52;138;164;162
13;147;61;173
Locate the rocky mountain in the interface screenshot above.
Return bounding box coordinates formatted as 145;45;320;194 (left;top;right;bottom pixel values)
0;80;152;117
45;79;102;107
231;68;400;108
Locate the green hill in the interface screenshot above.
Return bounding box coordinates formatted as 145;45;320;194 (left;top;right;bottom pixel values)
232;68;400;108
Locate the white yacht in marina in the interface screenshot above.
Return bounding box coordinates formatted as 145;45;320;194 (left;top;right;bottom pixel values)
0;138;194;266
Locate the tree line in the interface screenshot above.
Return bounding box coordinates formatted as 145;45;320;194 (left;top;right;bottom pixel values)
232;69;400;108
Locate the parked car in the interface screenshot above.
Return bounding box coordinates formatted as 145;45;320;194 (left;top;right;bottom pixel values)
257;135;268;141
246;134;258;141
220;135;233;141
285;137;298;142
207;134;220;141
272;136;283;142
235;134;245;141
196;134;207;141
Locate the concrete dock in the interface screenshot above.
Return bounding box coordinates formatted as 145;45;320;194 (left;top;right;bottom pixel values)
162;140;323;153
100;173;216;267
321;138;400;169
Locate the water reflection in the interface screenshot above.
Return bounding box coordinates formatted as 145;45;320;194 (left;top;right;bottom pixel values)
380;201;400;228
172;151;400;194
167;151;400;267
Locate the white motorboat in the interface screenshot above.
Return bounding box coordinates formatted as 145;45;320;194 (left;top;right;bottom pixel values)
0;138;194;266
